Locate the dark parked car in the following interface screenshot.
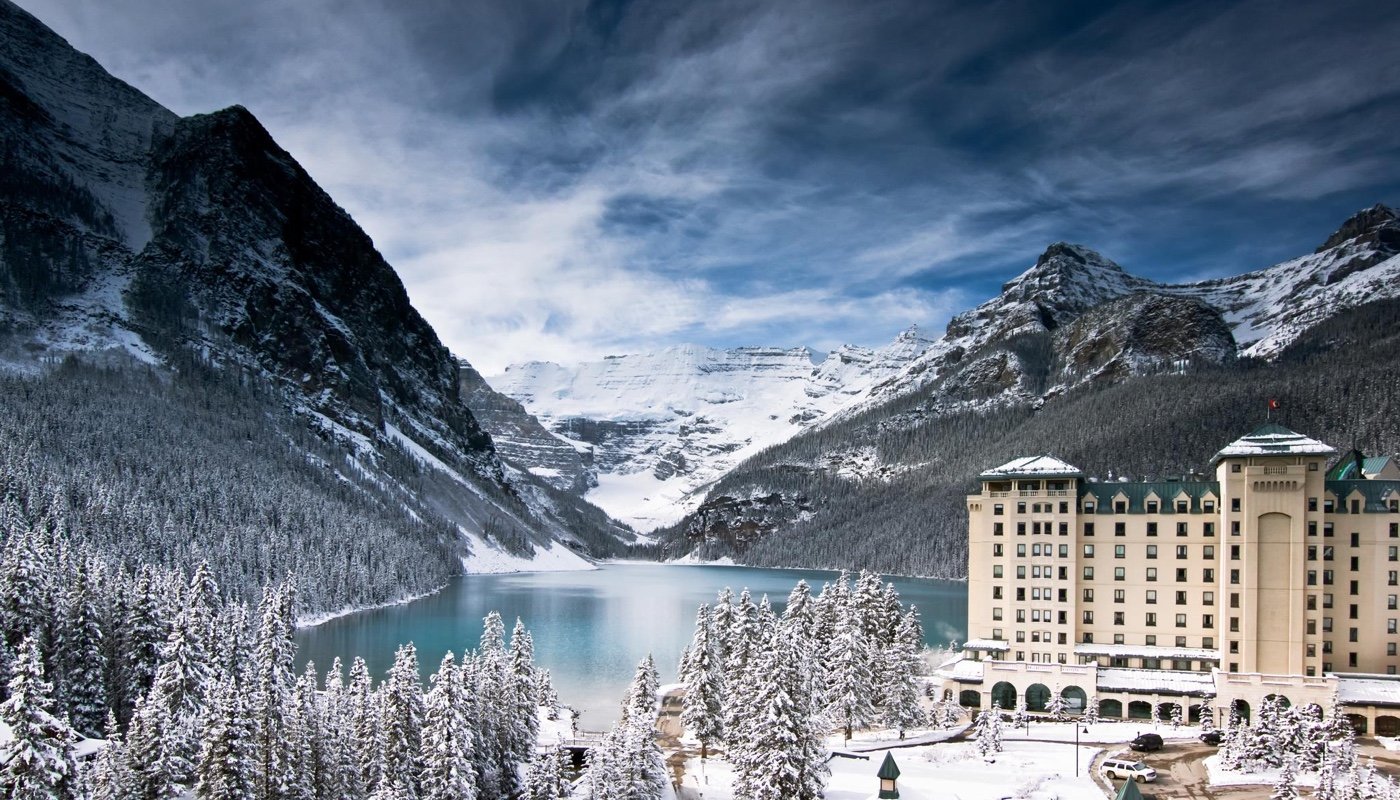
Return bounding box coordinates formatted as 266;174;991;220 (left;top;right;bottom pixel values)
1199;730;1223;746
1130;733;1164;752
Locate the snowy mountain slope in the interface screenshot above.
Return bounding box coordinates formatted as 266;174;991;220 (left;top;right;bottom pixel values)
489;328;935;530
845;206;1400;417
0;0;631;582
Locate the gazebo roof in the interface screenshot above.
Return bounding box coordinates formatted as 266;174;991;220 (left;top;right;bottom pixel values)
877;751;901;780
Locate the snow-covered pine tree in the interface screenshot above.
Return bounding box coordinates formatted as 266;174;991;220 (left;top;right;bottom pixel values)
347;656;379;792
420;652;477;800
55;557;107;737
0;636;80;800
679;604;724;758
730;635;827;800
510;619;541;764
538;668;563;720
823;599;876;741
1171;702;1184;729
379;643;426;798
251;581;298;800
711;587;735;665
939;694;964;729
1150;702;1162;728
879;609;926;739
195;676;257;800
1046;690;1067;723
619;655;666;800
1199;698;1215;733
1012;698;1030;731
1273;756;1300;800
973;704;1004;758
523;751;560;800
89;712;136;800
1083;697;1100;726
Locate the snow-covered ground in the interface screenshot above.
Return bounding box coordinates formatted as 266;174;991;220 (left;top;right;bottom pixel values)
1002;720;1202;744
677;739;1108;800
460;534;597;574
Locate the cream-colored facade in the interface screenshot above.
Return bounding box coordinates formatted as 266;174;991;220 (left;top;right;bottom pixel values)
944;425;1400;734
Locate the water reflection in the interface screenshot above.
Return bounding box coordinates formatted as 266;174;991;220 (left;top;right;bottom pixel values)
294;563;966;730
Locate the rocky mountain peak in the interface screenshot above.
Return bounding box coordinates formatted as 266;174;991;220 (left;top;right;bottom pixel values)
1316;203;1399;254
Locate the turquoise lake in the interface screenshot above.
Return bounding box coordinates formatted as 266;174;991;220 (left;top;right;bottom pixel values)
294;562;966;730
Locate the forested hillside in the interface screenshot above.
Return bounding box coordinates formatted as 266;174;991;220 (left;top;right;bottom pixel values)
0;358;628;616
658;298;1400;577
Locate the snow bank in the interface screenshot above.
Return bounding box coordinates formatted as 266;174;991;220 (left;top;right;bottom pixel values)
461;534;597;575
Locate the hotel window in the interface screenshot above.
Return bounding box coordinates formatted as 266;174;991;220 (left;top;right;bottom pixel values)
1203;614;1214;628
1323;642;1333;654
993;586;1003;599
1177;501;1189;514
1351;533;1360;547
1351;604;1359;619
1230;569;1240;584
1204;522;1215;536
1323;593;1333;608
993;565;1003;578
1308;595;1317;610
1176;636;1188;647
992;608;1003;620
1229;640;1239;653
1177;545;1188;559
1230;593;1240;608
1393;523;1400;537
1059;544;1069;557
1232;521;1241;535
1350;629;1359;643
1146;568;1158;582
1115;522;1126;536
1351;580;1360;596
1308;546;1318;561
1115;501;1127;513
1060;502;1069;514
1308;644;1316;657
1323;617;1333;632
1084;522;1096;536
1083;588;1094;602
1084;503;1096;514
1114;612;1125;626
1059;522;1069;536
994;544;1004;557
1146;590;1157;605
1203;591;1214;605
1390;594;1399;610
1016;588;1026;601
1176;614;1187;628
1204;568;1215;582
1175;568;1188;582
1176;591;1188;605
1391;546;1398;562
1017;566;1026;579
1083;611;1094;624
1146;545;1157;560
1230;617;1240;632
1083;567;1095;579
1309;497;1318;511
1147;501;1159;513
1145;635;1157;646
1232;464;1242;474
1231;545;1241;560
1147;522;1158;537
1203;636;1213;648
1204;501;1215;513
1016;610;1026;622
1389;619;1398;634
1391;571;1399;586
993;628;1003;640
1203;545;1214;559
1115;545;1126;559
1231;498;1241;511
1017;502;1026;514
1017;522;1026;535
1392;644;1399;657
1114;567;1125;581
1307;620;1317;635
1084;545;1095;558
994;522;1004;536
1309;522;1317;536
1308;570;1317;586
1114;589;1125;603
1113;634;1125;645
1177;522;1189;537
1323;546;1334;561
1325;523;1335;537
1323;570;1334;585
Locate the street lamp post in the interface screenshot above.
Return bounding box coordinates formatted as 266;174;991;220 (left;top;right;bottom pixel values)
1074;723;1089;777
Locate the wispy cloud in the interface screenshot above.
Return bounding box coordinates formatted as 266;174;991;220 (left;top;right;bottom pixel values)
23;0;1400;372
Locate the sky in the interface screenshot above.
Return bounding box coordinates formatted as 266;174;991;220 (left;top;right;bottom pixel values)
23;0;1400;373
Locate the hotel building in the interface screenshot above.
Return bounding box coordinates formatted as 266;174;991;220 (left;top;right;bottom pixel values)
940;424;1400;733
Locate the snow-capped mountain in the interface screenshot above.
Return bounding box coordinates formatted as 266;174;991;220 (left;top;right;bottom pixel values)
0;0;630;576
847;206;1400;416
489;327;935;530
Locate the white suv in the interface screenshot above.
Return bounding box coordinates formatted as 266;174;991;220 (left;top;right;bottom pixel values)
1101;758;1158;783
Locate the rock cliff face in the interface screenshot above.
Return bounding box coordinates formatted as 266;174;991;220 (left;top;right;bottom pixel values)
490;329;936;531
0;0;630;564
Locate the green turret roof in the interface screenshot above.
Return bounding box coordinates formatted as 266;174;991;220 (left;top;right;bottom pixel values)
1114;774;1146;800
877;751;901;780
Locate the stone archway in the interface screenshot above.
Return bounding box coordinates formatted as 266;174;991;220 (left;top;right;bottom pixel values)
991;681;1017;711
1347;714;1368;735
960;689;982;709
1264;693;1292;710
1189;704;1201;723
1025;683;1051;713
1158;702;1183;724
1062;685;1088;715
1099;698;1123;718
1128;700;1152;720
1231;699;1251;724
1377;716;1400;737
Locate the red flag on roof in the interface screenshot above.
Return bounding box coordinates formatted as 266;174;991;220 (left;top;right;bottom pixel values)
1268;398;1280;410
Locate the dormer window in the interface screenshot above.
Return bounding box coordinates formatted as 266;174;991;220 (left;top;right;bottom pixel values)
1147;501;1159;514
1177;501;1189;513
1084;503;1096;514
1204;501;1215;513
1114;501;1127;513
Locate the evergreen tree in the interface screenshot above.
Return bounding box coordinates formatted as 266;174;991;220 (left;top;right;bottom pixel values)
679;604;723;757
878;609;926;738
1273;756;1300;800
420;652;477;800
195;677;257;800
620;656;666;800
1046;690;1068;723
88;712;135;800
823;601;875;741
523;751;560;800
55;558;106;737
1083;696;1099;726
0;637;80;800
509;619;540;765
973;704;1004;758
252;581;298;800
379;643;425;798
1011;698;1030;731
1170;702;1184;729
730;637;827;800
1199;698;1215;733
537;668;562;721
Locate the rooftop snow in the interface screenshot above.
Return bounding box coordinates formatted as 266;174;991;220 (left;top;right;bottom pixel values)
1211;424;1336;463
1336;675;1400;708
1095;668;1216;694
964;638;1012;651
980;455;1083;480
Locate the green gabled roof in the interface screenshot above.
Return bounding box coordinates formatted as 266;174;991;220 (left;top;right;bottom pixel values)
1115;775;1146;800
877;751;901;780
1328;450;1367;481
1079;481;1220;513
1365;456;1396;475
1326;480;1400;512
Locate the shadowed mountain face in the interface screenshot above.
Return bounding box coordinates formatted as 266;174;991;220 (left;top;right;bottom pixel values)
0;0;632;592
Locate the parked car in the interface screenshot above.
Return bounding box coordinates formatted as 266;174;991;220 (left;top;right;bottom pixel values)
1199;730;1223;746
1101;758;1159;783
1130;733;1164;752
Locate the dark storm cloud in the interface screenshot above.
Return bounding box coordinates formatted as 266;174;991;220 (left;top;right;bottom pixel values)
23;0;1400;370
